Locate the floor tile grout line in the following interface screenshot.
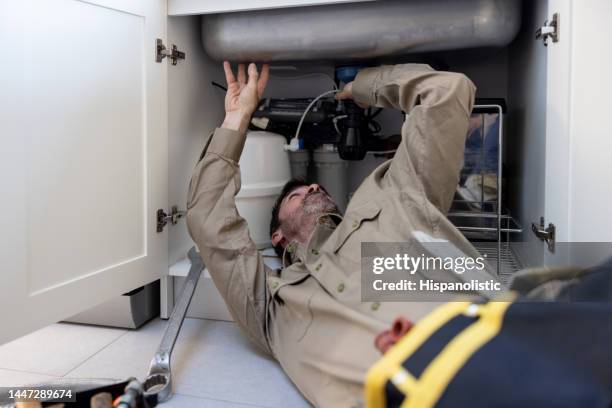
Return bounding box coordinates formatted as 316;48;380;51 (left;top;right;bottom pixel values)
173;391;290;408
61;329;131;378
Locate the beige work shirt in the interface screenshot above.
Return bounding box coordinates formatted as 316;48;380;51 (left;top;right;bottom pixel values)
187;64;497;407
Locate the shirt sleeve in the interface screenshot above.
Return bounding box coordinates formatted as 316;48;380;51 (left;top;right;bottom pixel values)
186;127;272;355
351;64;476;214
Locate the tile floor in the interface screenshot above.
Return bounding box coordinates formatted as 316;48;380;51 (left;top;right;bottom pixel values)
0;318;310;407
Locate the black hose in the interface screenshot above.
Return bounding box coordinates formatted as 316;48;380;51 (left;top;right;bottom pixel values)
211;81;227;92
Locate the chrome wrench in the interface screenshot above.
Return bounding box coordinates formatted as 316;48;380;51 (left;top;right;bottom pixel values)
142;247;204;403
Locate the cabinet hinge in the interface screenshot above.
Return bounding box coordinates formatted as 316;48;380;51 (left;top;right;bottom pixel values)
535;13;559;46
157;206;187;233
156;39;186;65
532;216;556;253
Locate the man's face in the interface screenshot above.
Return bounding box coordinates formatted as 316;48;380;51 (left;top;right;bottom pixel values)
275;184;338;247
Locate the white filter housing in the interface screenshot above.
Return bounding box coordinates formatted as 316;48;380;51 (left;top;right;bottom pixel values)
236;131;291;248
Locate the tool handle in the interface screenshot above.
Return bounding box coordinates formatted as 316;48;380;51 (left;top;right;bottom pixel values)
158;247;204;356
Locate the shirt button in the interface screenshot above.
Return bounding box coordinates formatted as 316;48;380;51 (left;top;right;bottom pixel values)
371;302;380;311
311;248;319;256
352;220;359;228
271;281;279;289
315;263;322;271
337;282;345;293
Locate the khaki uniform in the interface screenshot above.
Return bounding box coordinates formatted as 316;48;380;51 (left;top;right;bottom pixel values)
187;64;497;407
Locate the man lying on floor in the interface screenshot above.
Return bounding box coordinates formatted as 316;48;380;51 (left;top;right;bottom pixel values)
186;61;498;407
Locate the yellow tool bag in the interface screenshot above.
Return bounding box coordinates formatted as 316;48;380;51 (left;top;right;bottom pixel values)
365;284;612;408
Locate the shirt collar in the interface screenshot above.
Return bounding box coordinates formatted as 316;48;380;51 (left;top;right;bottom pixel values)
284;213;342;266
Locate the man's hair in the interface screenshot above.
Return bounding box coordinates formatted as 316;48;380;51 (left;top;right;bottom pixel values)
270;178;310;258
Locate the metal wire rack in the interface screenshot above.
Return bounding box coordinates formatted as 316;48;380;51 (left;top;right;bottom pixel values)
448;104;523;276
472;241;523;285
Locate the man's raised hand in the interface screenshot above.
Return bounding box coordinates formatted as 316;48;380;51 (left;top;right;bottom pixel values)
221;61;270;133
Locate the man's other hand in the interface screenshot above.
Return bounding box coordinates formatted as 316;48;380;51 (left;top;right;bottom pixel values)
335;81;368;108
221;61;270;133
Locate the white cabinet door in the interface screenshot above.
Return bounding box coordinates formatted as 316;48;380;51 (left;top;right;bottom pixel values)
544;0;612;266
543;0;572;266
0;0;168;345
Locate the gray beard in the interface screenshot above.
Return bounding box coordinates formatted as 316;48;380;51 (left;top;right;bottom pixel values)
281;192;338;245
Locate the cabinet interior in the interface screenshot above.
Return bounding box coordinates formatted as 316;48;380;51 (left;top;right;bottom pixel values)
167;0;549;268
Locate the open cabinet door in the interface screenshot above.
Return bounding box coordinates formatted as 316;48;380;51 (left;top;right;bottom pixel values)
0;0;168;344
543;0;572;266
544;0;612;266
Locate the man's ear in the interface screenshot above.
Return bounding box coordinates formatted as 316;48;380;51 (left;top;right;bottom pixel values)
271;229;286;248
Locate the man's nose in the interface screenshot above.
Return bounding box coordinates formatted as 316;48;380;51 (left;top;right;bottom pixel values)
307;184;320;194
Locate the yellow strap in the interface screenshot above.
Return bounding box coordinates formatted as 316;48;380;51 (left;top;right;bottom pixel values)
365;301;470;408
391;367;418;395
406;299;514;408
